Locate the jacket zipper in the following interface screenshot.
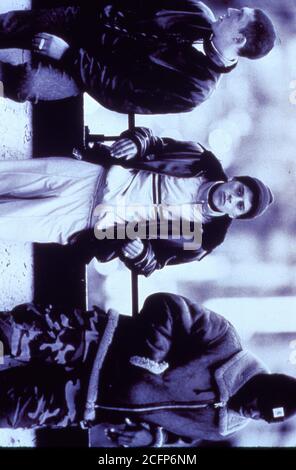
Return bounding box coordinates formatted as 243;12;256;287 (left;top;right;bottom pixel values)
92;400;227;413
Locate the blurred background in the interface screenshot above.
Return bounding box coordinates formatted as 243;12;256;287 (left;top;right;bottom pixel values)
84;0;296;447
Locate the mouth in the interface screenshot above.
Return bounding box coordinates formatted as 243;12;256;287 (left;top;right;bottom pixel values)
221;191;226;206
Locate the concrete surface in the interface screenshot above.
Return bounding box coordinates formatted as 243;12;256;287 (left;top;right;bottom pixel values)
0;0;34;448
0;0;34;311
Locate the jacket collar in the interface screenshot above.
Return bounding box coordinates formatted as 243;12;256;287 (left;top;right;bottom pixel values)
197;1;217;24
203;37;238;73
215;350;270;436
208;35;238;68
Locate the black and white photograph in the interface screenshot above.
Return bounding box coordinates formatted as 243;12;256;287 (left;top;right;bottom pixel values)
0;0;295;459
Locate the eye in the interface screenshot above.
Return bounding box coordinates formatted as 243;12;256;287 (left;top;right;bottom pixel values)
238;202;244;212
237;185;244;196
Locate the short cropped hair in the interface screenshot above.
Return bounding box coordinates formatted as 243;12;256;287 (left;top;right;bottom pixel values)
239;9;276;60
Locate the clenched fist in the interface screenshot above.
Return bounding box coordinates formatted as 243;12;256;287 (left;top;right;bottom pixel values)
121;239;145;260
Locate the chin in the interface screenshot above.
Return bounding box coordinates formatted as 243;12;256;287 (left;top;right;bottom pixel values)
211;196;220;212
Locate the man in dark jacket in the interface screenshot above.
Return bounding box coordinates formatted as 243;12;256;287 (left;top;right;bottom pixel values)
0;292;295;447
0;2;276;112
71;126;274;276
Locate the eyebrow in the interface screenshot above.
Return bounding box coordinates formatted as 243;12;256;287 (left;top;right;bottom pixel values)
248;187;254;205
245;189;253;213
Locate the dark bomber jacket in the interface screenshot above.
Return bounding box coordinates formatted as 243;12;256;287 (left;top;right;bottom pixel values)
62;0;236;114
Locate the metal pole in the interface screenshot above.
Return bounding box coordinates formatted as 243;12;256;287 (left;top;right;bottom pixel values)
128;114;139;317
128;113;135;129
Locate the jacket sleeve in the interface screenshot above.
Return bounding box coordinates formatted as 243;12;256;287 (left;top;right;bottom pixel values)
132;293;240;366
119;127;204;158
119;127;164;158
68;228;170;276
102;0;209;14
61;46;213;114
69;230;203;277
117;127;207;179
68;228;122;264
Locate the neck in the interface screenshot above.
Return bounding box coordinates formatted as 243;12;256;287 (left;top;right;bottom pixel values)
208;183;221;212
198;181;225;218
210;35;238;64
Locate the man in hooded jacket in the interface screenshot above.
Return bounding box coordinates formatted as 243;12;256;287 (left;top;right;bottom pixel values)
0;292;295;447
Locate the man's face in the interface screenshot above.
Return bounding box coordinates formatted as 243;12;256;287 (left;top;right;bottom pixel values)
239;397;262;420
213;8;255;53
211;180;253;218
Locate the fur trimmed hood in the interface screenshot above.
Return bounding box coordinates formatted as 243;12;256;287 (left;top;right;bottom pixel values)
216;350;270;436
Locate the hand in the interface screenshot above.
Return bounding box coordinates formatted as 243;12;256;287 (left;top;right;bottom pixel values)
110;138;137;161
72;147;83;160
32;33;70;60
121;239;144;260
105;420;153;447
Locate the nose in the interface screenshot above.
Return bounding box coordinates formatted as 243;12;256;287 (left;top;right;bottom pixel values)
227;193;242;205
